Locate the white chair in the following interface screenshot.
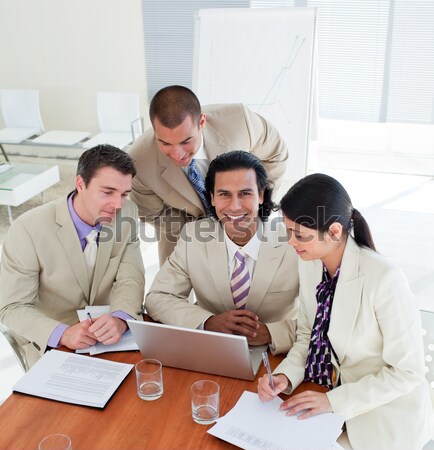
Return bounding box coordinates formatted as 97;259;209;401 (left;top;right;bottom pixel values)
0;89;45;161
421;310;434;449
83;92;142;150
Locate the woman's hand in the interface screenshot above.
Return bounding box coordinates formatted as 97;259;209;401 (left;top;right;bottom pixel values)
280;390;332;419
257;373;289;401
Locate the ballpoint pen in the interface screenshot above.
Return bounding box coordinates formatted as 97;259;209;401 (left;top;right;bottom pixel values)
261;351;275;390
87;312;93;323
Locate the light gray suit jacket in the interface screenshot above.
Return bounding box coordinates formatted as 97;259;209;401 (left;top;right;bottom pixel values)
129;103;288;265
0;197;145;366
146;219;299;355
274;237;433;450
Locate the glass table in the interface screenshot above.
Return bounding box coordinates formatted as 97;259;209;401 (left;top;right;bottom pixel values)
0;163;60;223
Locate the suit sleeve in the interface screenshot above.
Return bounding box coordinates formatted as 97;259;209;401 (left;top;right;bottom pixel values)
145;225;215;327
326;268;426;420
0;220;61;358
130;172;192;266
108;202;145;320
243;105;288;192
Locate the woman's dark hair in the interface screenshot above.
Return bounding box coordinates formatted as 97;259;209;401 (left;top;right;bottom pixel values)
280;173;376;251
205;150;276;221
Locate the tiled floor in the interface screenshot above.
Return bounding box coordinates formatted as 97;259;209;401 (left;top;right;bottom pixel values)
1;157;433;409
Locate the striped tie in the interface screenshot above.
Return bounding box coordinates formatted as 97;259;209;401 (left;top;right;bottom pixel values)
187;158;210;214
231;250;250;310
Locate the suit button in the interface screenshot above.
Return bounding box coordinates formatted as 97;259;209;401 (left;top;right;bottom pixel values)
32;342;41;351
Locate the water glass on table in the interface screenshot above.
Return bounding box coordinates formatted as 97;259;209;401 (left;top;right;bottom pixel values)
38;434;72;450
191;380;219;424
135;359;163;401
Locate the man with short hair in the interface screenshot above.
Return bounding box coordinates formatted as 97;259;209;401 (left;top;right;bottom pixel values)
145;151;298;354
0;144;145;367
129;85;288;266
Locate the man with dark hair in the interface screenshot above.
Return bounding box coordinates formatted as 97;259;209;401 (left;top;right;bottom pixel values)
129;85;288;266
145;151;298;354
0;144;145;367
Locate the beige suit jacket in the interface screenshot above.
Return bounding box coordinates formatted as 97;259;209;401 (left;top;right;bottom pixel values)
128;103;288;265
146;219;299;355
0;197;145;367
274;237;433;450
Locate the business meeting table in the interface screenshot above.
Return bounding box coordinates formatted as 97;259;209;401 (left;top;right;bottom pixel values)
0;347;287;450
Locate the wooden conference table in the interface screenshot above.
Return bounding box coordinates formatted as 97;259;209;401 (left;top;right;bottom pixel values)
0;349;293;450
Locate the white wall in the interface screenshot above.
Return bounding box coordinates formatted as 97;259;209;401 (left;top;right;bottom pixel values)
0;0;147;156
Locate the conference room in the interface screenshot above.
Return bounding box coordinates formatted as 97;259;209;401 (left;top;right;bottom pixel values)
0;1;433;449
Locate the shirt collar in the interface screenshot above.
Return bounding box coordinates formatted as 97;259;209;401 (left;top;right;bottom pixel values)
224;220;263;262
194;133;207;160
67;193;101;242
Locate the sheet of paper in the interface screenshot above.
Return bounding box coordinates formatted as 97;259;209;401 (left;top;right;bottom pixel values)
208;391;344;450
76;306;139;355
13;350;133;408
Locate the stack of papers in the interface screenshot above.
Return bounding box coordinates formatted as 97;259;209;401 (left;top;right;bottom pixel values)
13;350;133;408
208;391;345;450
76;306;139;355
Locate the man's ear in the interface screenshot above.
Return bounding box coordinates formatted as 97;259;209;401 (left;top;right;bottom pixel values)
210;192;215;206
199;113;206;129
258;189;265;205
76;175;86;192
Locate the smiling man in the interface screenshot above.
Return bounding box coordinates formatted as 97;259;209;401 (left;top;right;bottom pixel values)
145;151;298;354
0;145;145;367
129;85;288;266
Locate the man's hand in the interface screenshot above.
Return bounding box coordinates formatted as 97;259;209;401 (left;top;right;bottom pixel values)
59;320;97;350
204;310;271;346
89;314;127;345
247;321;271;346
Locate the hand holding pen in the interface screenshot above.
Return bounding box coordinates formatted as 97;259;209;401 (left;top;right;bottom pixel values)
257;352;290;402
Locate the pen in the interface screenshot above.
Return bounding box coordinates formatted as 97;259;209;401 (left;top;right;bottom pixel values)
87;312;93;323
262;351;275;390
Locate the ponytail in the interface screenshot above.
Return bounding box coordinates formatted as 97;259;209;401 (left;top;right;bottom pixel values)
351;208;376;251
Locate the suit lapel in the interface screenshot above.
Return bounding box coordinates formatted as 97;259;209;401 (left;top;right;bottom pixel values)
157;151;205;215
206;224;235;310
55;198;90;299
248;224;286;313
328;237;364;364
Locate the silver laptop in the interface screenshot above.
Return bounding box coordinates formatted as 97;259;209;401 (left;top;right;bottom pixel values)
127;320;265;381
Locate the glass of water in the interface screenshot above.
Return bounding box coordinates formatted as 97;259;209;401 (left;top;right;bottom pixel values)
191;380;219;424
135;359;163;401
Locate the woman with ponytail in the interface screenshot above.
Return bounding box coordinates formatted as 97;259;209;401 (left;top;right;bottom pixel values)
258;173;432;450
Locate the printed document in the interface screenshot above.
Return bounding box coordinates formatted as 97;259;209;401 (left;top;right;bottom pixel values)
208;391;344;450
13;350;133;408
76;305;139;355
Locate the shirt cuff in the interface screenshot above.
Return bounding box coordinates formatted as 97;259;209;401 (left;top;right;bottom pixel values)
111;310;135;330
47;323;69;348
